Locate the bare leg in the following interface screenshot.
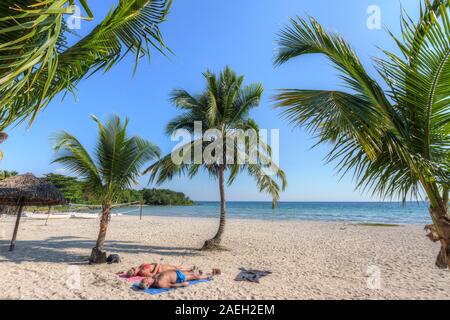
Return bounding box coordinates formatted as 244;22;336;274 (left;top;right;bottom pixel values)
184;272;212;281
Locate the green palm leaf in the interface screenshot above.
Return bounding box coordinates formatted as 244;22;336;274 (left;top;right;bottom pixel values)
53;114;160;200
0;0;172;131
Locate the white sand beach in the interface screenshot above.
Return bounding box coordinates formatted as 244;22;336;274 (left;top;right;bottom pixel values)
0;215;449;300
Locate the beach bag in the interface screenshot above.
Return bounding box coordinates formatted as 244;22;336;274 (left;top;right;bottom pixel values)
107;254;121;264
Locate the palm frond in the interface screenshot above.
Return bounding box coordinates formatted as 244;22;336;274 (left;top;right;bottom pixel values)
53;114;159;201
274;16;404;135
274;1;449;204
52;130;104;196
376;0;450;187
246;164;284;209
144;139;203;185
0;0;172;130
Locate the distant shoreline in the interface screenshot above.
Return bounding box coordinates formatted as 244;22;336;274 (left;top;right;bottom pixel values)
23;201;431;225
192;200;429;204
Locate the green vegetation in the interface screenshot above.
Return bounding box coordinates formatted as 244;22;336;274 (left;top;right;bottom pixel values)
0;170;18;181
142;188;194;206
145;67;287;250
274;1;450;268
356;223;400;228
45;174;84;203
44;173;193;206
52;115;160;264
44;173;143;204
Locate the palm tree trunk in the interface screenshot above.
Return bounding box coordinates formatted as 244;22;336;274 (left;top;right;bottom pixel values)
89;202;111;264
430;201;450;269
422;181;450;269
202;165;226;250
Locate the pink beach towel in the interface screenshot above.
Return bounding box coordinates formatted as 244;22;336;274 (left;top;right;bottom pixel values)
117;272;146;283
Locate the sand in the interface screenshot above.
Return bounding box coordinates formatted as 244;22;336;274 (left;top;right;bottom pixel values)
0;215;449;300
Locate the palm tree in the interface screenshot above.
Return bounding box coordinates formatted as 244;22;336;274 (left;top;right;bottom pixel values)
144;67;287;250
0;0;172;132
0;170;18;181
273;1;450;268
52;115;160;263
0;133;8;160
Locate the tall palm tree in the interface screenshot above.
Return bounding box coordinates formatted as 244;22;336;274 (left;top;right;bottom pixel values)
274;1;450;268
0;0;172;132
145;67;287;250
52;115;160;263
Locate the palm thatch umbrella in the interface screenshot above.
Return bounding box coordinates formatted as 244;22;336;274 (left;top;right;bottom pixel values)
0;132;8;144
0;173;66;251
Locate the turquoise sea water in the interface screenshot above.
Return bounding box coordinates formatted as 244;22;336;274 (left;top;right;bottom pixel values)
114;201;431;225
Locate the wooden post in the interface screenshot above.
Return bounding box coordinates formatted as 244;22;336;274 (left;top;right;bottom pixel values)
44;206;52;226
139;201;143;221
9;204;24;252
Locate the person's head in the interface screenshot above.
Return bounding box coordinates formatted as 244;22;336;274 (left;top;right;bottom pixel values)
126;267;138;277
139;277;155;289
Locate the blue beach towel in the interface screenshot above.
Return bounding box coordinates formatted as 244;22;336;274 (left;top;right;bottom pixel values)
132;279;212;295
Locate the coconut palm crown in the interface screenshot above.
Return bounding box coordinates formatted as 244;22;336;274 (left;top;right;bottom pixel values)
274;0;450;268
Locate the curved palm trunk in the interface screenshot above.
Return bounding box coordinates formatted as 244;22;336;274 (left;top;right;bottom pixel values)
89;203;111;264
202;165;226;250
429;203;450;269
422;182;450;269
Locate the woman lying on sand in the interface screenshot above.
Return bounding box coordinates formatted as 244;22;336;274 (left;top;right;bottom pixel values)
139;269;216;289
125;262;194;278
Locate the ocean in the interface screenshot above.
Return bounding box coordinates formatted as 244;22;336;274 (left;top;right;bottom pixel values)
114;201;432;225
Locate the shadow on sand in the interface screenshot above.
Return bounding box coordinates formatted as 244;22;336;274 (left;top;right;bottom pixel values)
0;236;200;264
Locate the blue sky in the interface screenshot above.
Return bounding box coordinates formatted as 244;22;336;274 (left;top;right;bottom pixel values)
2;0;421;202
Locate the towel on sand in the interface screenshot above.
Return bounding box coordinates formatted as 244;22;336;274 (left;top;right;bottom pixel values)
132;279;212;295
117;272;145;283
234;268;272;283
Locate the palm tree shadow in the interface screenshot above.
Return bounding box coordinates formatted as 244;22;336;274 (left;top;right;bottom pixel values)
0;236;200;264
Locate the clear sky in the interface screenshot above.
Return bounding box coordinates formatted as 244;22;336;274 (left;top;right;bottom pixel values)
2;0;421;202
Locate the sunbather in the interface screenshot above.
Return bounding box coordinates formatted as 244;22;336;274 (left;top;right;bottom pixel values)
125;262;194;278
139;269;214;289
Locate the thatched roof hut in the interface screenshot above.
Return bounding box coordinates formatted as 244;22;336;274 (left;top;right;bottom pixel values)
0;173;66;251
0;173;66;206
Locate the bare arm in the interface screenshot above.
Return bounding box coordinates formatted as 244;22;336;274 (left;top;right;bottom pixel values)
149;263;161;277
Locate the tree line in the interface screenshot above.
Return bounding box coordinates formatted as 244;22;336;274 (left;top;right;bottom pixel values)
45;173;194;206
